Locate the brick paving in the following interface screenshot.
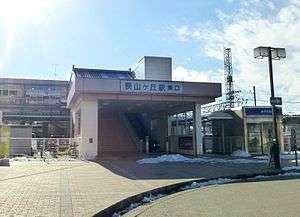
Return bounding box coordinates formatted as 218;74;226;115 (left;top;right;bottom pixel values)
0;157;275;217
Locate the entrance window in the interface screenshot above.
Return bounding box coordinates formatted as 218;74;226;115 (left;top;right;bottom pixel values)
170;111;193;136
247;123;261;154
247;122;273;154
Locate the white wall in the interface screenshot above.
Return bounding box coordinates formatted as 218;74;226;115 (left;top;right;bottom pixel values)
145;56;172;81
78;100;98;159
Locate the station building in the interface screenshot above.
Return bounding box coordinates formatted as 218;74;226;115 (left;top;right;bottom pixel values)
0;78;69;138
67;56;222;159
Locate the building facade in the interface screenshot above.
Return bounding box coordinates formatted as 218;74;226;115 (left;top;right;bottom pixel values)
202;106;284;155
282;115;300;151
67;57;222;159
0;78;70;138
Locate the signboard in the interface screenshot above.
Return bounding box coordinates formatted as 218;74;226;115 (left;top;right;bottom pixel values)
270;97;282;105
244;107;282;116
120;80;183;94
178;136;193;150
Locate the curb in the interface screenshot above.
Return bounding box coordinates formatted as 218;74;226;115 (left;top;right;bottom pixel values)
93;170;283;217
0;158;10;166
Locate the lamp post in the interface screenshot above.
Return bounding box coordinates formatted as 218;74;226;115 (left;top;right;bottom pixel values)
254;46;286;169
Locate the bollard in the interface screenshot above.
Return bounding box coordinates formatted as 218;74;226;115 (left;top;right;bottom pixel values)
166;141;169;154
291;129;298;166
145;136;149;154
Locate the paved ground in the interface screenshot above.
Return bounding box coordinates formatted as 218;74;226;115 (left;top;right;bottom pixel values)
125;177;300;217
0;155;280;217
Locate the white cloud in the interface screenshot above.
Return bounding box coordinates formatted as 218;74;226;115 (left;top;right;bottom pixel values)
173;0;300;113
173;66;222;83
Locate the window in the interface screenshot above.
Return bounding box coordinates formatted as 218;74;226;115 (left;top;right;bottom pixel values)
2;90;8;96
170;111;194;136
9;90;18;96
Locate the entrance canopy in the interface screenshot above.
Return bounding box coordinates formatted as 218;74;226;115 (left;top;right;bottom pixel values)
67;67;221;108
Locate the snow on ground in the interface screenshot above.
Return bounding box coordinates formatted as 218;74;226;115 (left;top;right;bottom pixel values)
283;151;300;155
182;170;300;190
231;150;251;157
9;155;77;163
253;155;269;160
112;194;164;217
181;178;236;190
253;153;300;161
282;166;300;171
141;194;164;203
137;154;267;164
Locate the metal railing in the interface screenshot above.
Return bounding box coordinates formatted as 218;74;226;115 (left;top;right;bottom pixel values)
1;137;80;158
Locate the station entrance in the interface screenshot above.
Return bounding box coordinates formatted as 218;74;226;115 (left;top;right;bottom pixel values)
97;100;197;157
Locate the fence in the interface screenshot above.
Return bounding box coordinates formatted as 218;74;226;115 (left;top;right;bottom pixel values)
0;137;80;158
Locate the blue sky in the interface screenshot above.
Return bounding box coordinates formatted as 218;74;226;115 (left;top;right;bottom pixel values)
0;0;231;79
0;0;299;113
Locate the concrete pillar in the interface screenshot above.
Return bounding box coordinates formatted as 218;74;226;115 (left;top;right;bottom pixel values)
167;115;171;154
193;103;203;156
243;119;249;153
79;100;98;159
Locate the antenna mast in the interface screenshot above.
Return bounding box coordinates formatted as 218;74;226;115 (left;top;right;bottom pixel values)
224;48;234;108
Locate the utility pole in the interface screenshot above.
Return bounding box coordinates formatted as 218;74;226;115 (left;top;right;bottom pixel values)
254;46;286;170
267;47;281;169
253;86;257;106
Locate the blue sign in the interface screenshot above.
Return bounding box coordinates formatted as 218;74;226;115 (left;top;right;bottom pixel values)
244;107;282;116
120;80;182;94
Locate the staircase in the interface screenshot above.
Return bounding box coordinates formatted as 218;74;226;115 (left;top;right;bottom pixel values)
125;113;149;140
124;113;159;152
98;110;139;156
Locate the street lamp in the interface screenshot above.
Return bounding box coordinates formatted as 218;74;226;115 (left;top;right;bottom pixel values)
254;46;286;169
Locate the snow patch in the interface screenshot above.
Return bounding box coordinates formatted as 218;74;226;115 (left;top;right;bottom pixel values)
283;151;300;155
254;154;300;161
137;154;191;164
253;155;269;160
282;166;300;171
112;193;164;217
181;178;236;190
9;156;77;163
231;150;251;158
142;193;164;203
137;154;266;164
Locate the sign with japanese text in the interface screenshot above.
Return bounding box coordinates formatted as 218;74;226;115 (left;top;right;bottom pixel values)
270;97;282;105
120;80;183;94
244;107;282;116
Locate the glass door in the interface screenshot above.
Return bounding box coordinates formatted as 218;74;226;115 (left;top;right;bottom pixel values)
247;123;262;154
